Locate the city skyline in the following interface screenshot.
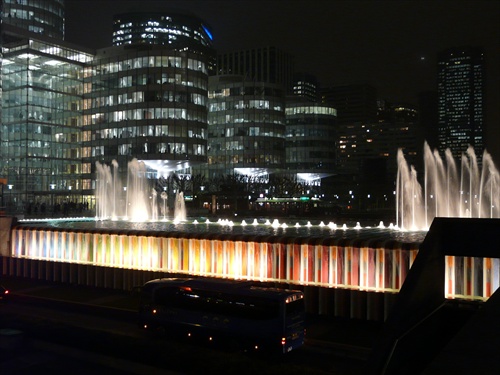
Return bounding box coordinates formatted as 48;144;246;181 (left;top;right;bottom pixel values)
64;0;500;162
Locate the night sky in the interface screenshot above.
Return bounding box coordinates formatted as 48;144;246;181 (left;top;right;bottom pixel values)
64;0;500;162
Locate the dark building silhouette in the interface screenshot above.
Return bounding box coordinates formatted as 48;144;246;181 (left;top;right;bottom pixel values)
216;46;295;94
319;84;378;125
418;90;439;151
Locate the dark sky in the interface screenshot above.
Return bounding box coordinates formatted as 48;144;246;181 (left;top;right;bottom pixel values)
64;0;500;160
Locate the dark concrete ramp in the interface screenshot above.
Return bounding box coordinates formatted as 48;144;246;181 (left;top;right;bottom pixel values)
422;287;500;374
367;218;500;375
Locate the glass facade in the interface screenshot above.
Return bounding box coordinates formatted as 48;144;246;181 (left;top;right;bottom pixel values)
112;12;215;74
0;38;93;214
82;45;210;183
202;75;286;178
292;73;318;102
437;47;485;160
285;102;337;182
1;0;65;39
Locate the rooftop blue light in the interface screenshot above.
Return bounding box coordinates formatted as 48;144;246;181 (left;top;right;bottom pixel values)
202;24;213;40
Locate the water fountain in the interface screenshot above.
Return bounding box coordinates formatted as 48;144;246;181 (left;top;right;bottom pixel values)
95;161;112;220
151;189;158;221
160;192;168;220
125;159;150;222
8;144;500;319
397;142;499;230
95;159;186;222
173;191;187;222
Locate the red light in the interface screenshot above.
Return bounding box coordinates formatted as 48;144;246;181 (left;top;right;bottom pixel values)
4;290;8;294
281;337;286;345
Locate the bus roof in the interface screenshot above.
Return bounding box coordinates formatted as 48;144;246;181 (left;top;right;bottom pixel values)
144;277;303;299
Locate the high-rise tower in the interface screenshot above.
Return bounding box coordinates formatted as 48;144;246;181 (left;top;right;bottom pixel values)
437;47;485;159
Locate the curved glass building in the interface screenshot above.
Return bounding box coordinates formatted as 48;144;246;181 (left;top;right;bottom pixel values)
285;100;337;183
83;46;210;174
1;0;65;39
204;75;286;178
83;12;215;209
112;12;214;63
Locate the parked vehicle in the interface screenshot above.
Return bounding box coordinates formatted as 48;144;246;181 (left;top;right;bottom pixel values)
0;285;9;302
139;277;305;353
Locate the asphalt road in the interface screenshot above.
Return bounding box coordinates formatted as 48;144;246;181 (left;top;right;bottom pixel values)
0;296;375;375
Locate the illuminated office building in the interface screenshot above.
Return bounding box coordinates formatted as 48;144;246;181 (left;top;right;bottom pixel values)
0;27;94;214
437;47;485;160
112;11;215;73
82;44;211;179
1;2;350;215
82;12;214;206
285;100;337;186
292;73;318;102
1;5;214;215
1;0;65;39
202;75;286;179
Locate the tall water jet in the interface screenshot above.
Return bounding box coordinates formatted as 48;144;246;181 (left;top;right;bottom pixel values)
126;159;150;222
95;161;112;220
95;160;123;220
173;191;186;222
396;149;424;230
151;189;158;221
160;191;168;220
397;142;499;230
480;152;500;218
111;160;120;219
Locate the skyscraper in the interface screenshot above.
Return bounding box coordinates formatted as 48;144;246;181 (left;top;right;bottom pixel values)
437;47;485;159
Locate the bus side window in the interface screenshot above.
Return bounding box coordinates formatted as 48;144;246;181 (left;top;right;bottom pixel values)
155;287;178;307
286;299;305;316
